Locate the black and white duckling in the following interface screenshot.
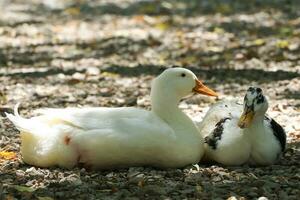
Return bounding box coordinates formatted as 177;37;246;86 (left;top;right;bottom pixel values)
198;87;286;166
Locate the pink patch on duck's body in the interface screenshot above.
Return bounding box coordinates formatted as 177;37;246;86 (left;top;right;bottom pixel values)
64;136;71;145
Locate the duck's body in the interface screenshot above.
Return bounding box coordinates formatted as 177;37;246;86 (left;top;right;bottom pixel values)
198;87;286;166
198;100;251;165
7;68;218;169
13;107;199;169
197;99;243;136
246;115;286;165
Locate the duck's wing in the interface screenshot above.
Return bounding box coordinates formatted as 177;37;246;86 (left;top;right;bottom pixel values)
35;107;151;130
264;116;286;152
68;112;176;169
204;117;232;150
8;105;175;138
74;112;176;149
197;99;243;136
36;107;175;138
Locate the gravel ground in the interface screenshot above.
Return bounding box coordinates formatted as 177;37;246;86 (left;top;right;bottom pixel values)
0;0;300;199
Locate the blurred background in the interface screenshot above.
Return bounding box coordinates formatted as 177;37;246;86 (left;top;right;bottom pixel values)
0;0;299;110
1;0;300;70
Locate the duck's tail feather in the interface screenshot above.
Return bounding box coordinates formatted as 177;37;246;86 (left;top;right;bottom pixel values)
5;103;38;133
14;102;21;116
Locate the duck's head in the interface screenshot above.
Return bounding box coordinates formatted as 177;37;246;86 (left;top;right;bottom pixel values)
154;67;218;99
238;87;268;128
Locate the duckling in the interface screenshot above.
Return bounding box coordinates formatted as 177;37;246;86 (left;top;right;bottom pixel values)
6;67;218;169
198;87;286;166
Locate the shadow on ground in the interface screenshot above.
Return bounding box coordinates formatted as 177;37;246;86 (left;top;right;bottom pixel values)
103;65;300;84
47;0;300;17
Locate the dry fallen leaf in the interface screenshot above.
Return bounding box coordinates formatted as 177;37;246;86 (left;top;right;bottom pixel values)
0;91;7;104
64;7;80;15
276;40;289;49
11;185;36;193
37;197;55;200
0;151;17;160
5;195;14;200
101;72;119;78
253;39;265;46
138;179;145;187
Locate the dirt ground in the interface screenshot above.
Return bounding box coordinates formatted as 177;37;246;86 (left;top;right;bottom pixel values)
0;0;299;199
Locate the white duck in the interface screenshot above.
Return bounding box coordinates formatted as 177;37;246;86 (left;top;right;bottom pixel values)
6;67;218;169
198;87;286;166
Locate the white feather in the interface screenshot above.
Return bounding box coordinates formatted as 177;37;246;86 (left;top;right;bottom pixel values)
198;91;285;166
7;68;209;169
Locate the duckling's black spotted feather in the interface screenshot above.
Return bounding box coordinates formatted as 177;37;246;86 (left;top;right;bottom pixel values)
205;117;231;150
264;116;286;151
269;118;286;151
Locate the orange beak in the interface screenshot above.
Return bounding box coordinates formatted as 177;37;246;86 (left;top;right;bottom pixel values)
238;108;254;129
193;79;218;97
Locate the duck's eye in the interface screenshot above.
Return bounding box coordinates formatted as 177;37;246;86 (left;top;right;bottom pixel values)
248;87;254;92
256;88;262;93
256;94;265;104
181;73;186;77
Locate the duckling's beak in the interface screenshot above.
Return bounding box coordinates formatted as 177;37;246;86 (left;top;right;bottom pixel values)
238;107;254;128
193;79;218;97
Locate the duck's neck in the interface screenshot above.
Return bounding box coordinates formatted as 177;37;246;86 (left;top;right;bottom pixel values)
244;114;265;135
150;86;199;137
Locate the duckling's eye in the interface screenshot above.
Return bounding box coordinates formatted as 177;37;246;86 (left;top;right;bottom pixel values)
248;87;255;93
256;88;262;93
256;94;265;104
181;73;186;77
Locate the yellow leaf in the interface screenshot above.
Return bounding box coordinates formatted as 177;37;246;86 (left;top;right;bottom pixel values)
181;55;198;65
155;22;170;31
0;151;16;160
196;185;203;192
207;46;223;52
0;91;7;104
213;27;225;34
64;7;80;15
276;40;289;48
253;39;265;46
12;185;36;193
38;197;54;200
101;72;119;77
216;4;232;14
